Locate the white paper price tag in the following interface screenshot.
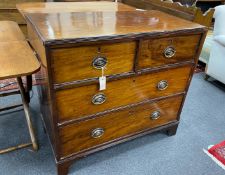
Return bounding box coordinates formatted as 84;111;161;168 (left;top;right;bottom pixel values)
99;76;106;91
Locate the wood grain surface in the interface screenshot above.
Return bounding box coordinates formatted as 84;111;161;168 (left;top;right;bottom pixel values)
0;9;25;24
0;0;44;8
0;41;40;79
17;2;135;16
0;21;25;42
25;10;204;44
0;21;40;79
138;34;201;69
22;3;206;174
27;21;47;67
55;66;191;123
59;95;183;158
51;41;136;83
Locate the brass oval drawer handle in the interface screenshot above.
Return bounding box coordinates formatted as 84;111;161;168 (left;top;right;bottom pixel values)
92;56;107;69
92;93;106;105
91;128;104;138
164;46;176;58
151;111;161;120
157;80;168;91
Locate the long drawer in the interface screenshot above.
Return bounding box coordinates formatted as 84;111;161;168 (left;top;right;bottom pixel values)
51;41;136;83
138;34;201;69
59;95;183;158
55;65;192;122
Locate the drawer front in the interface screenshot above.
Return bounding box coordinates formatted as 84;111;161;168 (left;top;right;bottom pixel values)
51;41;136;83
56;66;191;122
138;35;201;69
59;95;183;158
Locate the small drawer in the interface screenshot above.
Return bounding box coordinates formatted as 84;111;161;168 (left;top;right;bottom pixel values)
59;95;183;158
138;35;201;69
51;41;136;83
55;65;191;122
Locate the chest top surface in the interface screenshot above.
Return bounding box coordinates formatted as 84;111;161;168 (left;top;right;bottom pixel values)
17;2;135;15
26;10;205;45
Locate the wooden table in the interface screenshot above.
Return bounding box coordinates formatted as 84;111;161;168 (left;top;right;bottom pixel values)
0;21;25;42
17;2;206;175
0;21;39;79
0;21;40;154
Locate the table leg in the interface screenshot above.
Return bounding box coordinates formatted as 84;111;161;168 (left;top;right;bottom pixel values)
17;77;38;151
25;75;32;103
0;143;32;154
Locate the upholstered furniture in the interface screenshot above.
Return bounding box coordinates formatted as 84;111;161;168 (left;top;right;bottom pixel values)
205;5;225;84
199;30;213;64
0;21;40;154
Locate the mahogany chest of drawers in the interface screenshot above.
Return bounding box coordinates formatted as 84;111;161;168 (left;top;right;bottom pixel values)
24;6;206;175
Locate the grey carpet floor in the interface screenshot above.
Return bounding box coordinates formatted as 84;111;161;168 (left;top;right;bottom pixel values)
0;72;225;175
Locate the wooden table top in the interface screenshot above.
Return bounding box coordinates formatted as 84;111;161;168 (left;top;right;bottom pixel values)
0;21;25;42
16;1;136;16
25;10;204;44
0;41;40;79
0;21;40;79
